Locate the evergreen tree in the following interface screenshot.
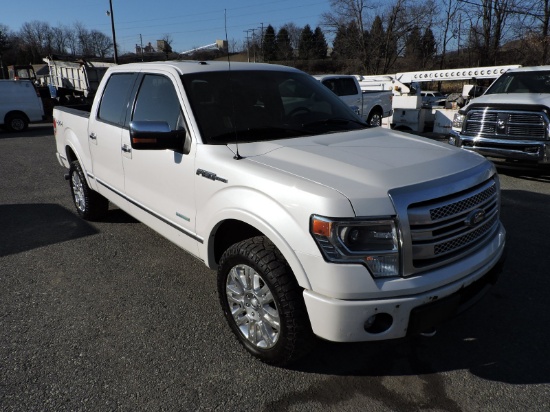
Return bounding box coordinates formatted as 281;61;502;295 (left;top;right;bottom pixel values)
312;26;328;59
262;24;277;62
367;16;385;74
332;22;362;60
421;27;437;66
275;27;293;60
298;24;314;60
405;26;422;60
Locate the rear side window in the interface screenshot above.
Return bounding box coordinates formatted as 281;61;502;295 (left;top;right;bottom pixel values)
321;78;358;96
98;73;137;126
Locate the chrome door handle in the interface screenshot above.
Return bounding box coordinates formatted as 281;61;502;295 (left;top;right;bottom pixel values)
122;144;131;153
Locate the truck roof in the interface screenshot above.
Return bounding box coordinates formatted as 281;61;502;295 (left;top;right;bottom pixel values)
506;65;550;73
108;60;301;75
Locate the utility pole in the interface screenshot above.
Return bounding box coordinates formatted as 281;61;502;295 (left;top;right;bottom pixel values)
258;23;264;62
244;30;251;62
140;34;144;61
250;28;257;63
107;0;119;64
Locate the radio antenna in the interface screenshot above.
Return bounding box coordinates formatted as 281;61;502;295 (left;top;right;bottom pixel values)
225;9;242;160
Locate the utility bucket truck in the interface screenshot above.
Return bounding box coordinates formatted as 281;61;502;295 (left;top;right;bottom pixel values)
358;65;520;136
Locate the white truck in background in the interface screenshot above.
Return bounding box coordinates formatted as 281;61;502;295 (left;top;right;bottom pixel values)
357;66;520;135
314;74;393;126
449;65;550;165
53;60;506;366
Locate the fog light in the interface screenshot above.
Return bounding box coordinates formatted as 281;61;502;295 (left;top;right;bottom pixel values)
364;313;393;334
448;136;456;146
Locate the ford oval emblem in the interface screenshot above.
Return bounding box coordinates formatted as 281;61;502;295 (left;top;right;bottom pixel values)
465;209;485;227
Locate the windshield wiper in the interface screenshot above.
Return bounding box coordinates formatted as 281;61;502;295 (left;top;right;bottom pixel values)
208;126;314;143
301;117;367;129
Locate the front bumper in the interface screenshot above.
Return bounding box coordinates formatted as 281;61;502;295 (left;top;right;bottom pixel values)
448;130;550;164
303;242;506;342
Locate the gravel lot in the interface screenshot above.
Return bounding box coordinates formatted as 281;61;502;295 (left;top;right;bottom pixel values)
1;124;549;411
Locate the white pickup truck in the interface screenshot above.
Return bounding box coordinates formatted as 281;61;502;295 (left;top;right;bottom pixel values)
314;74;393;126
54;61;506;366
449;65;550;164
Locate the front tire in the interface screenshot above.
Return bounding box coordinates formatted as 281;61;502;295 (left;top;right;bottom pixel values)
217;236;314;366
69;160;109;221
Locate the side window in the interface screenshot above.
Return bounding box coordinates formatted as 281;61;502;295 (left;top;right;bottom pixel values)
322;79;339;95
340;78;358;96
132;74;185;131
98;73;137;126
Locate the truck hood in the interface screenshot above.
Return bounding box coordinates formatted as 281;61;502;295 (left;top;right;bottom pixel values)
469;93;550;107
230;128;489;216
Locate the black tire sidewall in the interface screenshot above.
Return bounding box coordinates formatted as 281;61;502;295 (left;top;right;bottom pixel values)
7;114;28;132
217;237;306;365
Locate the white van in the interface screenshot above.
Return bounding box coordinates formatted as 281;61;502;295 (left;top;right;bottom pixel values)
0;80;45;131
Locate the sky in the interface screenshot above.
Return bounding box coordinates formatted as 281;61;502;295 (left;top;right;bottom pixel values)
2;0;333;55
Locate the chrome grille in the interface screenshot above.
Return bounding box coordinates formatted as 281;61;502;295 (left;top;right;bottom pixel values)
463;109;548;140
408;178;500;268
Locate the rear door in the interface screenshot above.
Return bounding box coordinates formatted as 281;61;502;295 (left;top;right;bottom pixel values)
322;77;362;113
88;72;138;203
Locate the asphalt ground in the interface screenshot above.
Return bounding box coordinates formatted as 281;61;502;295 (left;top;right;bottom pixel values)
1;124;549;411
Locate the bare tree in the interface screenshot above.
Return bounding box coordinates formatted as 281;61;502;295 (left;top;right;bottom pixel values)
322;0;374;65
74;22;93;56
437;0;464;68
281;23;302;51
19;21;52;62
90;30;112;58
514;0;550;64
465;0;519;65
0;24;12;78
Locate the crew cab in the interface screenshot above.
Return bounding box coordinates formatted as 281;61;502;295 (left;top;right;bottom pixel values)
313;74;393;126
54;61;506;366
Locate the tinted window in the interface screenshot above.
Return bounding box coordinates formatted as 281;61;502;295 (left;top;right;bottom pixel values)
321;78;358;96
339;78;358;96
98;73;137;126
132;74;185;131
181;70;366;144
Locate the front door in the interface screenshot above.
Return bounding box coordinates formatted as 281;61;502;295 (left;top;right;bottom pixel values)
122;71;200;257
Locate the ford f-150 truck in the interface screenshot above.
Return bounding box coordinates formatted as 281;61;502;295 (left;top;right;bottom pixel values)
54;61;506;366
449;65;550;164
314;74;393;126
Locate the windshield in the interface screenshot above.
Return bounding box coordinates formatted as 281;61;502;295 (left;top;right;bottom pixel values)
485;70;550;94
181;70;367;144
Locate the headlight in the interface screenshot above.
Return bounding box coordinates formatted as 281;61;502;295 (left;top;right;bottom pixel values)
452;113;465;129
310;215;400;278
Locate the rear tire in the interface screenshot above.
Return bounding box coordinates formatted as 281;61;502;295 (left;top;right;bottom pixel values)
69;160;109;221
217;236;314;366
367;109;383;127
6;113;28;132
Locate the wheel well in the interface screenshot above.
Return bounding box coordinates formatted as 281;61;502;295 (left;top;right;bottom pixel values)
5;110;29;123
368;106;383;118
213;219;263;263
65;146;77;163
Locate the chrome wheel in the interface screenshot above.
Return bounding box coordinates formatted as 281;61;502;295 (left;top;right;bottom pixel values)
225;264;280;349
368;111;382;127
71;171;86;213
